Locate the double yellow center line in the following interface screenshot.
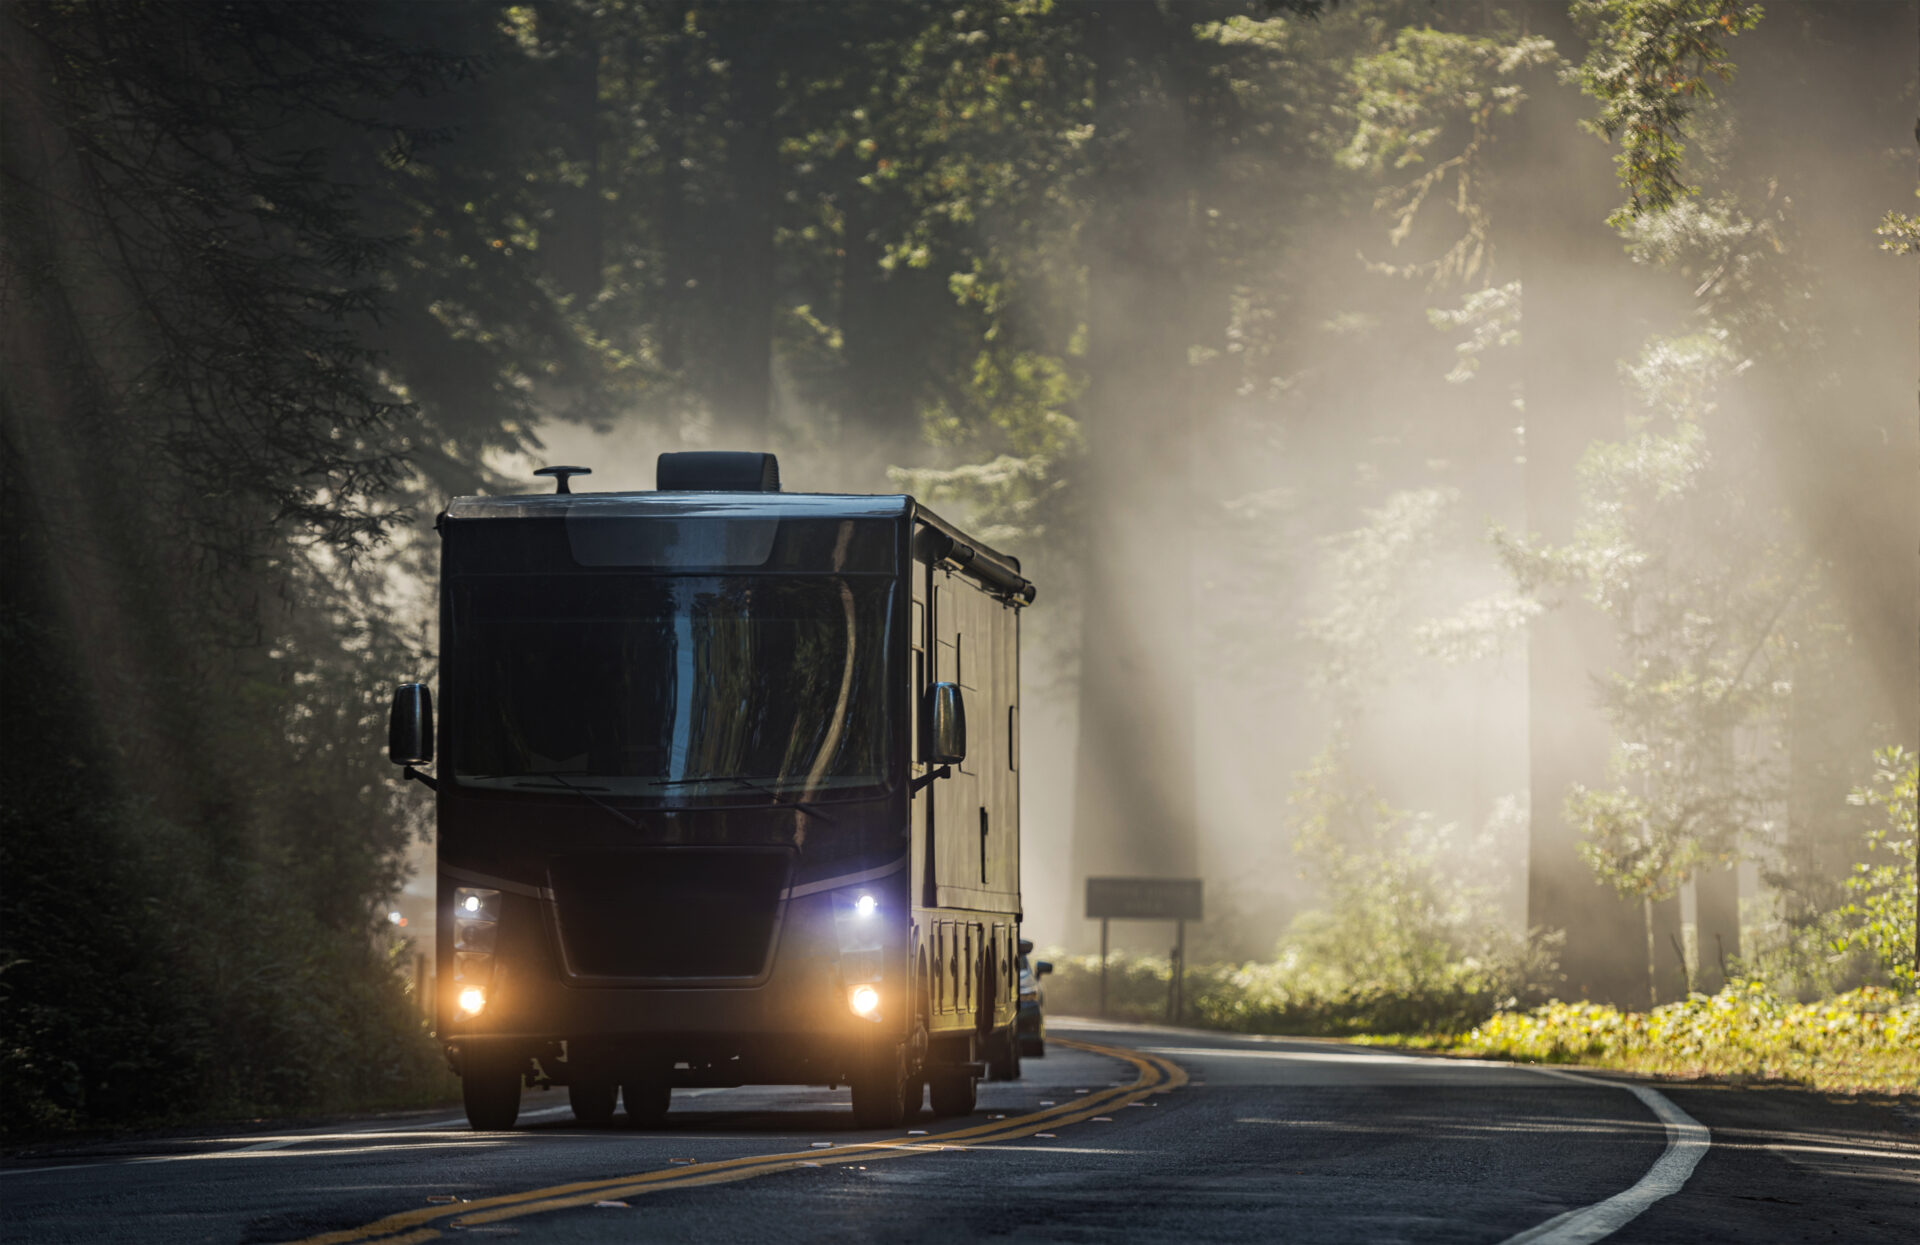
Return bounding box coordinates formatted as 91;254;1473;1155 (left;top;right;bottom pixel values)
290;1038;1183;1245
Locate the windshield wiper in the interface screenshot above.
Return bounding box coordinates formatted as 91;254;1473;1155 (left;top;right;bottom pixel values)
650;774;839;824
486;770;635;829
724;776;839;825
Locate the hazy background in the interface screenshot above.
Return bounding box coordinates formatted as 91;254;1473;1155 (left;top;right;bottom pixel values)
4;0;1914;1132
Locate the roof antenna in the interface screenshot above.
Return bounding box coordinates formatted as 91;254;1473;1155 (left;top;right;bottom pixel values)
535;466;591;494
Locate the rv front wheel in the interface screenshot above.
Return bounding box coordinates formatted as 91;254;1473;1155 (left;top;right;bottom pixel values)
850;1060;914;1129
461;1064;522;1131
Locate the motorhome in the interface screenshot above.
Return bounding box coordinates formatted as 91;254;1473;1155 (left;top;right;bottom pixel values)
386;452;1034;1130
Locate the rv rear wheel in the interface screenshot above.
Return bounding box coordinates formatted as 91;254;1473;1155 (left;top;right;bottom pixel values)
461;1064;522;1131
986;1026;1021;1081
568;1078;618;1127
620;1076;671;1129
927;1070;977;1117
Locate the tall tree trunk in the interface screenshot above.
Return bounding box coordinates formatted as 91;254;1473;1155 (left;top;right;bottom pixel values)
1648;893;1687;1005
1734;2;1920;911
1693;865;1740;993
1513;9;1649;1006
1069;1;1200;944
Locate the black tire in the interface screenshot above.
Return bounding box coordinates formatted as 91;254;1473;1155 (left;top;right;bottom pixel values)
462;1065;522;1131
850;1062;913;1129
986;1026;1021;1081
569;1078;618;1127
927;1070;977;1117
620;1076;671;1129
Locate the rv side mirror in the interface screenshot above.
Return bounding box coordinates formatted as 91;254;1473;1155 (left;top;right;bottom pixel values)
927;681;967;765
388;683;433;766
1035;960;1053;977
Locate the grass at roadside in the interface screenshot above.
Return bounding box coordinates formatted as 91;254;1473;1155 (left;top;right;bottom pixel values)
1046;953;1915;1095
1350;982;1920;1096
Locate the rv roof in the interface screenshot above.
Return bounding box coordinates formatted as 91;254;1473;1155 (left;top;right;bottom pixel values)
439;490;1033;604
443;492;913;522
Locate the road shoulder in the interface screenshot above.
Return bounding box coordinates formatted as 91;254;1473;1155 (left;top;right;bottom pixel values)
1614;1084;1920;1244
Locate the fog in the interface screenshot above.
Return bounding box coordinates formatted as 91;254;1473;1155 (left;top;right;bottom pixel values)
464;5;1917;999
6;0;1916;1133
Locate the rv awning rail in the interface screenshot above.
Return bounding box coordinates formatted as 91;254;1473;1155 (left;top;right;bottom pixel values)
914;508;1037;605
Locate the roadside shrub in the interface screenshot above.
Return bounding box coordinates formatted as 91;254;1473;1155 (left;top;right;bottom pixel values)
1837;747;1917;992
1457;980;1919;1095
1044;927;1559;1037
1044;748;1560;1036
1726;746;1917;1002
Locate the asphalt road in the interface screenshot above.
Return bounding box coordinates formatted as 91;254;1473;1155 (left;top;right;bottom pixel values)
4;1018;1915;1243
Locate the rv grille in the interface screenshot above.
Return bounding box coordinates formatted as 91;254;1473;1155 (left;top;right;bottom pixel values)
549;850;790;980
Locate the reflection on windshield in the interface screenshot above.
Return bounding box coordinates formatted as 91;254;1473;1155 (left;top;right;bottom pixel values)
450;575;893;798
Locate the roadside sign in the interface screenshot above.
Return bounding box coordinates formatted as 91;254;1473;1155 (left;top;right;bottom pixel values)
1085;876;1202;922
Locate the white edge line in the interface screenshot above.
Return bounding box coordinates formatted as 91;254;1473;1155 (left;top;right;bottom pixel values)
0;1107;577;1179
1498;1066;1711;1245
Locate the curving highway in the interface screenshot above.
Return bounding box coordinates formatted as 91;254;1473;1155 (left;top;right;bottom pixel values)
3;1019;1914;1243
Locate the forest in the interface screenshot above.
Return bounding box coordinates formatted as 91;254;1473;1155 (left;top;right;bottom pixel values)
2;0;1915;1133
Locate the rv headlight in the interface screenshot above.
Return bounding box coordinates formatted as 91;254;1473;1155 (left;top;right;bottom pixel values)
455;887;501;921
854;893;878;918
457;986;487;1016
848;984;880;1017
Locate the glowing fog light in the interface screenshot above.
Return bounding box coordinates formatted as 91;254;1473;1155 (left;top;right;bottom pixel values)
848;985;880;1017
454;887;500;921
854;893;877;918
457;986;486;1016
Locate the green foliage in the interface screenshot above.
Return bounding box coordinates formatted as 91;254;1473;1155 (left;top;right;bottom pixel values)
1426;280;1521;384
1301;487;1459;704
1047;744;1558;1036
893;348;1087;546
1836;749;1917;992
1878;212;1920;255
1714;748;1915;1003
1732;898;1862;1004
1454;981;1918;1095
0;0;1900;1135
1280;748;1556;1024
5;0;450;553
1341;27;1558;285
0;636;457;1135
0;526;456;1137
1;0;466;1136
1877;189;1920;255
1573;0;1763;228
1500;327;1803;903
1044;934;1559;1038
1299;474;1538;695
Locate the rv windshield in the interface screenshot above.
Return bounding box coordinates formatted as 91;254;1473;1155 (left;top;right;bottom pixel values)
449;575;894;799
